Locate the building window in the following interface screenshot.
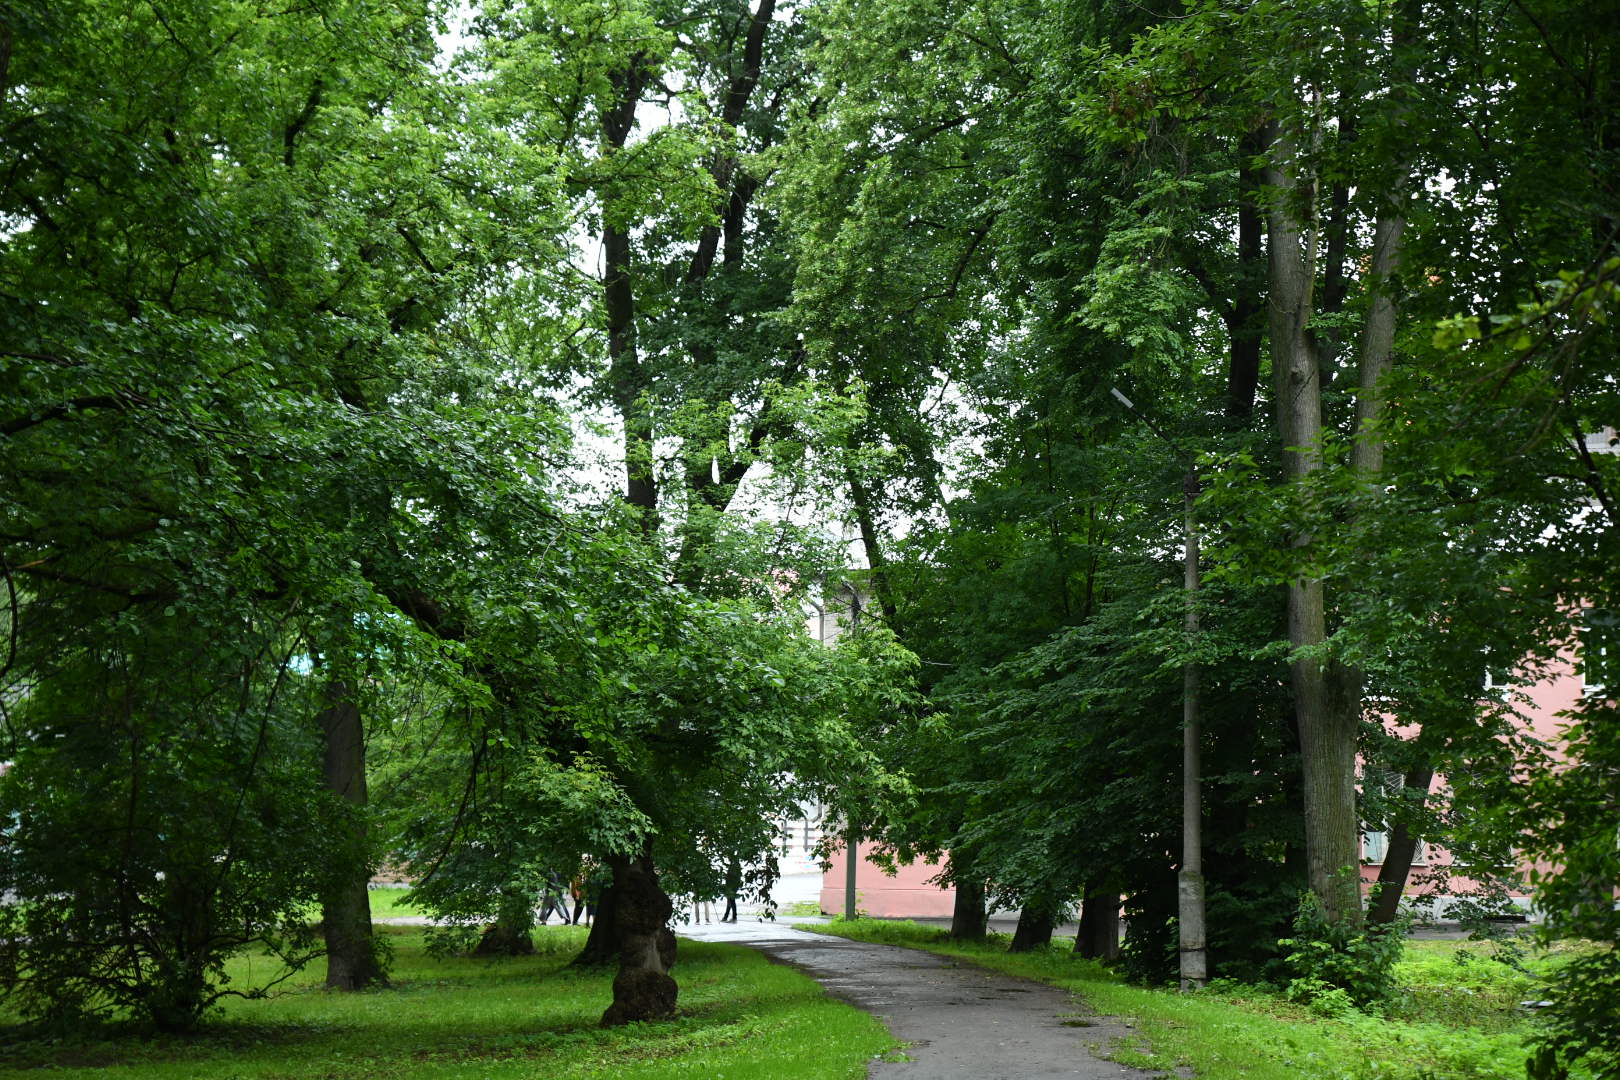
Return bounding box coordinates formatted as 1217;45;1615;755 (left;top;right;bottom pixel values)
1581;609;1617;696
1361;829;1428;866
1361;768;1426;866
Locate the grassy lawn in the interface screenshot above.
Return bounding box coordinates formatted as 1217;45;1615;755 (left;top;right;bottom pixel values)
367;886;429;920
0;926;893;1080
799;919;1562;1080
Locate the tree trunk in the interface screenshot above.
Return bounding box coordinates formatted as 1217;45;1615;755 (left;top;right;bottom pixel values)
1075;884;1120;961
572;881;620;967
319;681;387;990
949;877;988;941
600;852;678;1026
1367;765;1434;926
1265;121;1364;928
474;888;537;956
1008;903;1055;953
1225;127;1267;421
601;59;656;529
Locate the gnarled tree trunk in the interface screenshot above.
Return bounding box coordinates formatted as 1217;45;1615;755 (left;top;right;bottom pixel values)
600;852;677;1026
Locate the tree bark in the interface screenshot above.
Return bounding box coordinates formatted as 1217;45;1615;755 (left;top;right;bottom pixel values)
474;888;537;956
1367;765;1433;926
1075;884;1120;961
318;681;387;990
600;852;678;1027
601;59;656;527
1266;119;1363;926
949;877;988;941
1225;127;1267;420
572;881;620;967
1008;903;1055;953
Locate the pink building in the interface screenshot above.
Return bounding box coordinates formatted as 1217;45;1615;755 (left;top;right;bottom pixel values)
821;643;1598;922
1359;636;1597;920
820;841;956;919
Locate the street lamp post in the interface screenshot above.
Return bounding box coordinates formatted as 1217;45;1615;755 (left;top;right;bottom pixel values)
1111;388;1207;991
845;584;862;923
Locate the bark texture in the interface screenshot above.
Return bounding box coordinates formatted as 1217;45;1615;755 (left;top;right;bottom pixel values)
1008;904;1055;953
1265;123;1363;926
1075;885;1121;961
600;854;678;1027
319;682;387;990
1367;765;1434;927
949;877;988;941
572;881;621;967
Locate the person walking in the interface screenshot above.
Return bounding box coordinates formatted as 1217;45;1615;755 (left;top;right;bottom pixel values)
537;870;569;925
721;855;742;923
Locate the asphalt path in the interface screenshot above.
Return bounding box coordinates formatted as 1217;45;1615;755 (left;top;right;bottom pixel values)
679;920;1161;1080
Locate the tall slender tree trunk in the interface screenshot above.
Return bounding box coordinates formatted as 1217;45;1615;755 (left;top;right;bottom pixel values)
602;59;655;532
1266;120;1363;926
600;851;678;1026
319;680;387;990
1368;765;1433;926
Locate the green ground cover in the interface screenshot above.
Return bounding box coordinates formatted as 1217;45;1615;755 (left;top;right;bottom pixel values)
367;886;428;920
800;919;1573;1080
0;926;892;1080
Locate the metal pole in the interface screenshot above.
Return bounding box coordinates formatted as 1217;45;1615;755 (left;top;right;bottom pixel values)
845;826;859;921
1112;388;1206;991
1178;468;1208;991
845;584;861;922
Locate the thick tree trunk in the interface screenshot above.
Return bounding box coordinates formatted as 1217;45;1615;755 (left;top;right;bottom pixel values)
949;877;988;941
600;852;678;1027
474;888;537;956
319;681;387;990
1075;884;1120;961
1367;766;1433;926
1008;904;1055;953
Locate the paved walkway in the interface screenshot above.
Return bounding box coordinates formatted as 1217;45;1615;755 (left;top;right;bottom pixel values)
680;921;1158;1079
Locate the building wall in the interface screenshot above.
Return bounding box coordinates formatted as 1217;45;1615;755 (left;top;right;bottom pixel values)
819;841;957;918
1359;642;1586;917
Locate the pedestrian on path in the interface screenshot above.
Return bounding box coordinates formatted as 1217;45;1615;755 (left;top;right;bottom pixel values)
721;855;742;923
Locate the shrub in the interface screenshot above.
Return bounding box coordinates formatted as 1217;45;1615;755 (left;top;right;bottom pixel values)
1526;947;1620;1080
1279;891;1407;1011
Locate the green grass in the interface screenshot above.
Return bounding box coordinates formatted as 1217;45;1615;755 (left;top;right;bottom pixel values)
799;919;1549;1080
778;900;823;918
367;885;428;920
0;925;892;1079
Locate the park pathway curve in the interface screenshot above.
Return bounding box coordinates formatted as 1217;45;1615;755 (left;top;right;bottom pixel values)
678;921;1162;1080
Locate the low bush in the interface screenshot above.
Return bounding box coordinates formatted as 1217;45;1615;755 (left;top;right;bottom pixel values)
1279;892;1407;1012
